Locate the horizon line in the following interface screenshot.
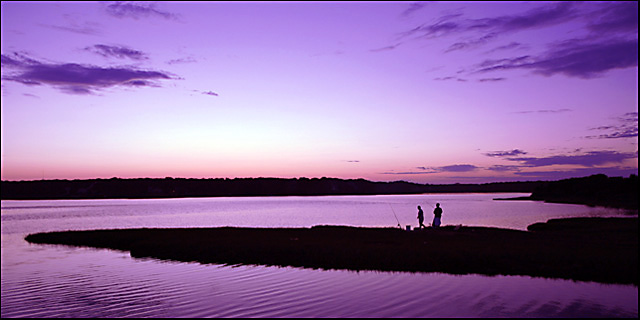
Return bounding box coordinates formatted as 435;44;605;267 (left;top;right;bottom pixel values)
2;173;636;185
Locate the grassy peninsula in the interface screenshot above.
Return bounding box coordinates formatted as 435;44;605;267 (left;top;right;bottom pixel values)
25;217;637;285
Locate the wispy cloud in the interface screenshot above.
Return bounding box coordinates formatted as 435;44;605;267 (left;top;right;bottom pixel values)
477;77;506;82
445;33;497;53
369;43;402;53
104;2;178;20
484;149;527;157
585;1;638;34
512;108;572;114
85;44;148;60
401;2;428;18
484;42;526;54
433;76;467;82
467;2;578;34
41;22;102;36
202;91;219;97
381;150;636;178
1;52;174;95
505;150;637;167
407;2;638;80
474;38;638;79
166;57;197;65
384;164;480;175
22;93;40;99
405;2;577;42
487;165;522;172
586;112;638;139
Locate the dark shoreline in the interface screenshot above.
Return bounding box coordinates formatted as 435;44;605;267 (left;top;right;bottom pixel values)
495;174;638;210
25;217;638;286
1;176;543;200
3;174;637;210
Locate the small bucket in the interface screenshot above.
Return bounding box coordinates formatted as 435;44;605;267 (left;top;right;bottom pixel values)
406;225;412;231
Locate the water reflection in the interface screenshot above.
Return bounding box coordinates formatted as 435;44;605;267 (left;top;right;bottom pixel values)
2;195;637;317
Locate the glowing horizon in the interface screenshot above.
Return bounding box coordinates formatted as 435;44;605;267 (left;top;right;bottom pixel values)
1;1;638;184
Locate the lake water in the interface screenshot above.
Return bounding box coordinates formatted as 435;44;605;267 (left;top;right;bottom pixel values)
1;193;637;317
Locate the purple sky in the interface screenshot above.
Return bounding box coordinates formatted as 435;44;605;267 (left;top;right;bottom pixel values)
1;1;637;183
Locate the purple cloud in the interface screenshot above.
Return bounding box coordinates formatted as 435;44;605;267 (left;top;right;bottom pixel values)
167;57;197;65
468;2;577;33
477;77;506;82
487;165;522;172
476;38;638;78
382;164;480;175
512;109;572;114
433;76;469;82
485;42;526;54
41;23;102;36
485;149;527;157
586;1;638;34
586;112;638;139
418;164;480;172
401;2;428;18
506;151;637;167
445;33;497;53
370;43;402;53
85;44;148;60
1;53;173;95
439;164;480;172
407;2;577;42
104;2;178;20
202;91;219;97
402;2;637;80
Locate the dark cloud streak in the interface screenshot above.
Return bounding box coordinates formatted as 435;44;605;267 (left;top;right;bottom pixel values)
401;2;428;18
41;23;102;36
467;2;577;33
586;112;638;139
1;53;174;95
512;109;572;114
104;2;178;20
407;2;637;79
85;44;148;60
586;1;638;34
485;149;527;157
506;151;637;167
475;38;638;78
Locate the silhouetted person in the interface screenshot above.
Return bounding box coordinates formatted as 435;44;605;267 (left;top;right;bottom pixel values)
433;203;443;228
417;205;426;229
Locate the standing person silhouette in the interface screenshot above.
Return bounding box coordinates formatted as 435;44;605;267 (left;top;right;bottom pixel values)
417;205;426;229
433;203;443;228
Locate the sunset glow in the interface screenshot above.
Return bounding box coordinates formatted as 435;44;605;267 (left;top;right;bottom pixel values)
1;1;637;183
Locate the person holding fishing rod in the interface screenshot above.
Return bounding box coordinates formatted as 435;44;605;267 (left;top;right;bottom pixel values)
432;203;443;228
417;205;426;229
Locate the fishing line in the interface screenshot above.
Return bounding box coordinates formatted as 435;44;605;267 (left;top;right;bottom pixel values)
388;203;401;228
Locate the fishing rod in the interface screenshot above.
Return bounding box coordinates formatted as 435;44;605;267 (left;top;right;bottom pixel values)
388;203;401;228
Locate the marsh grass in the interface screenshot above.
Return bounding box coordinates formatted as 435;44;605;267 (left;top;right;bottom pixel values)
25;217;637;285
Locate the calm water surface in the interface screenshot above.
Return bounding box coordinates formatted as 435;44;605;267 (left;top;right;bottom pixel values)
2;194;637;317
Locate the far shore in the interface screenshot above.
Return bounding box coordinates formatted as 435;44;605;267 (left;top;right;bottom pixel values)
25;217;638;286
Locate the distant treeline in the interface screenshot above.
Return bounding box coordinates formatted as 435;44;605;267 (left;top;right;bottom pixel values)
528;174;638;210
1;177;542;200
1;175;637;209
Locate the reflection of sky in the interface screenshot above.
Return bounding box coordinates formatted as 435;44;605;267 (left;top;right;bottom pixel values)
1;2;637;183
2;196;638;317
3;232;637;317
